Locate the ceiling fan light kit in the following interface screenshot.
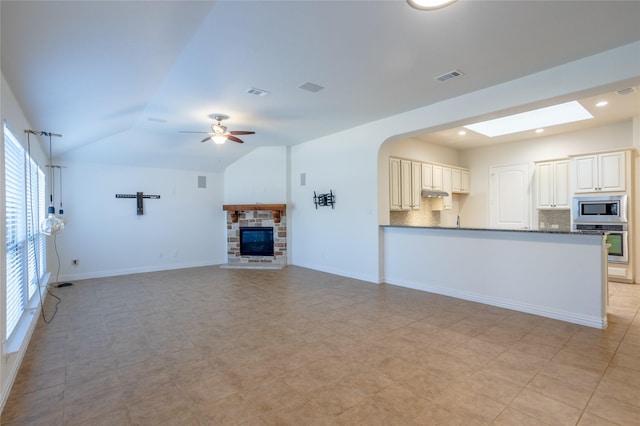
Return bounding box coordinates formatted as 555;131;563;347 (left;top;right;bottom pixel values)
181;114;255;145
407;0;457;10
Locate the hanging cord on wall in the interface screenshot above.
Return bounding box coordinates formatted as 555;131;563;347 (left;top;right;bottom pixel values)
55;165;72;288
26;131;61;324
58;166;64;216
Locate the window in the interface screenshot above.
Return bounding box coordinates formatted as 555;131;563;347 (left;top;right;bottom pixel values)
4;122;46;341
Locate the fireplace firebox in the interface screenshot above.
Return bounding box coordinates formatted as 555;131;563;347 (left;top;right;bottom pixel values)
239;227;274;256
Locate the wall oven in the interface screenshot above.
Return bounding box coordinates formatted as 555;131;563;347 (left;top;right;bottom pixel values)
572;195;627;224
573;223;628;264
572;195;628;264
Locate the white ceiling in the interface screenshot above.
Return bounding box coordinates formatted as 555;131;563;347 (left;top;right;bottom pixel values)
2;0;640;172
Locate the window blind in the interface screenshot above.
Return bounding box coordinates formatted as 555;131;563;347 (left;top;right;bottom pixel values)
4;123;46;341
4;127;27;338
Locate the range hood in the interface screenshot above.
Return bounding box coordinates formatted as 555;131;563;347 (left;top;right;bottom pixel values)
421;189;449;198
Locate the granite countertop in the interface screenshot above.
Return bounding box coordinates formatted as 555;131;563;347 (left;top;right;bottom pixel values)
381;224;605;235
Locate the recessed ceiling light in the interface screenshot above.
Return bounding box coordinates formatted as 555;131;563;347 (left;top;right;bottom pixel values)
458;130;466;136
407;0;457;10
463;101;593;138
595;101;608;107
535;128;544;134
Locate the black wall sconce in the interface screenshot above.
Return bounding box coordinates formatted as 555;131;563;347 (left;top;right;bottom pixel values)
313;190;335;209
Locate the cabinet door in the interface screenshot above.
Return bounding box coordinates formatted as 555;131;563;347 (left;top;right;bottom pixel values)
574;155;598;193
411;162;422;210
451;168;462;193
536;162;554;208
400;160;412;210
389;158;402;210
553;160;570;208
432;165;443;190
599;151;625;192
442;167;452;209
461;170;470;193
421;163;433;190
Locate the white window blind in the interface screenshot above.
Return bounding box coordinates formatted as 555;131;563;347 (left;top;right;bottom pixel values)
4;123;46;341
5;126;27;338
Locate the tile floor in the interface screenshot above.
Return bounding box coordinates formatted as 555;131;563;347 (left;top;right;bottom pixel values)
1;266;639;425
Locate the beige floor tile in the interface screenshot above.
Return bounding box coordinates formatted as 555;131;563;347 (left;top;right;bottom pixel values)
335;398;415;426
576;412;621;426
463;370;523;405
436;386;506;424
508;388;582;425
413;404;485;426
526;373;595;409
370;383;433;421
584;393;640;425
127;391;196;426
75;408;131;426
492;406;552;425
2;267;640;425
593;374;640;408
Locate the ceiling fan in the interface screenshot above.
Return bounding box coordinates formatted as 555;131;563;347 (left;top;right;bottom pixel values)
180;114;255;144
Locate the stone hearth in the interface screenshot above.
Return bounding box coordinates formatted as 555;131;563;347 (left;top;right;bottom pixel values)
223;204;287;266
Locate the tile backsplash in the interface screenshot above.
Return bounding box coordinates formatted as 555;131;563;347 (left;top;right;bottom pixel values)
538;209;571;231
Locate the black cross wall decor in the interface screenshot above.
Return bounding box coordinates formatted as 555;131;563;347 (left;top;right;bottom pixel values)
115;192;160;215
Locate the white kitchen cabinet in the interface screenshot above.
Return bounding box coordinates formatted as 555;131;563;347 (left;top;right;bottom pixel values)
400;159;412;210
389;157;402;210
411;161;422;210
442;167;453;209
389;158;421;211
432;167;453;211
452;168;470;194
432;165;443;191
536;159;569;209
421;163;432;190
573;151;626;193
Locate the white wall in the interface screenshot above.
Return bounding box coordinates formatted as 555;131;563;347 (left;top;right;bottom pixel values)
290;127;381;282
383;227;608;328
459;120;635;228
223;146;288;204
52;162;226;281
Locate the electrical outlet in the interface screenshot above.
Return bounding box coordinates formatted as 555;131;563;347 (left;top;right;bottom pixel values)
72;259;79;265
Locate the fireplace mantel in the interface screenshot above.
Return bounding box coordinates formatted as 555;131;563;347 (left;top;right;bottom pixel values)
223;204;286;223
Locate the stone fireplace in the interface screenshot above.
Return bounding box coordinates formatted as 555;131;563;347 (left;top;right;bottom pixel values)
222;204;287;267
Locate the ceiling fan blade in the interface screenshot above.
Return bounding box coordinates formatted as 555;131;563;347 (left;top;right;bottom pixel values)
229;131;255;135
227;135;244;144
200;136;213;143
180;131;211;134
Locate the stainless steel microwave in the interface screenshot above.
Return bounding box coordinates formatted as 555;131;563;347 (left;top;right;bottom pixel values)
572;195;627;224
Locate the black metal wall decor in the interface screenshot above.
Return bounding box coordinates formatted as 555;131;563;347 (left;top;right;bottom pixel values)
115;192;161;215
313;190;335;209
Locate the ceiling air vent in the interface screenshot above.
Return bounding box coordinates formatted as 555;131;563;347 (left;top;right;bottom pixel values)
245;87;270;97
435;69;464;82
299;82;325;93
616;87;636;96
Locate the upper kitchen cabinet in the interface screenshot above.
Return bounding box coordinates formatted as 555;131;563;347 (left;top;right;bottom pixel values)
389;157;421;211
452;168;470;194
421;163;432;190
536;159;569;209
572;150;627;193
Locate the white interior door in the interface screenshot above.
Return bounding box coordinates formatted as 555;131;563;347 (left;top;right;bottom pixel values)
490;163;531;230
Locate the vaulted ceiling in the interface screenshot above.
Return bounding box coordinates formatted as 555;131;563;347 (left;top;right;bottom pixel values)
2;1;639;171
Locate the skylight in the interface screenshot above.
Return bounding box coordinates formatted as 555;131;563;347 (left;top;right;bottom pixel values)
464;101;593;137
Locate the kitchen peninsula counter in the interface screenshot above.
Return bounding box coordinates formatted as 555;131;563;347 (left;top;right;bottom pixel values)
381;225;609;329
